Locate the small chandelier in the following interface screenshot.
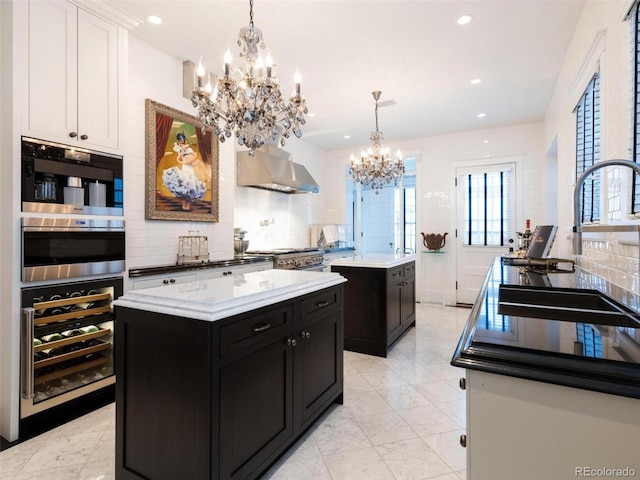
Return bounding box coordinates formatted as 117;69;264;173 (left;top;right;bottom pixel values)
349;91;404;192
191;0;307;154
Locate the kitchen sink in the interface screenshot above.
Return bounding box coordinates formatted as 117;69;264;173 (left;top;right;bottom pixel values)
497;285;640;327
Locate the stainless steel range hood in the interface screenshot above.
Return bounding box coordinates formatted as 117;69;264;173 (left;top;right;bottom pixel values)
237;145;319;194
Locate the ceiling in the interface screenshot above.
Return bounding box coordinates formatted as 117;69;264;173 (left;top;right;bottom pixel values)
103;0;586;152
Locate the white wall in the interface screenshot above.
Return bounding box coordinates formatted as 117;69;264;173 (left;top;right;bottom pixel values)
544;0;639;292
0;0;18;444
125;37;235;273
326;121;547;303
126;36;335;268
233;140;330;250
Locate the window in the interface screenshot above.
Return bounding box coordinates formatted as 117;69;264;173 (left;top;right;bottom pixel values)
632;3;640;213
575;74;601;223
462;167;512;246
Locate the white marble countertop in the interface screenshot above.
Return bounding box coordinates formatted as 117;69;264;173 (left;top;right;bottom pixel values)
113;269;347;322
330;253;416;269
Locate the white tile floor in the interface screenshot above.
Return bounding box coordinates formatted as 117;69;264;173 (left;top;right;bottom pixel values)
0;303;470;480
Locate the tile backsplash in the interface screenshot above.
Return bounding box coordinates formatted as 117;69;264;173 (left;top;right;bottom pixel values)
578;232;640;295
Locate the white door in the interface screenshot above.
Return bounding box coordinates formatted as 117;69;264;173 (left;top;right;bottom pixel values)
361;186;396;254
455;163;516;304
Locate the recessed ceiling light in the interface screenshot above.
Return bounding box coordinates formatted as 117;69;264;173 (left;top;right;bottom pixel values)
477;113;486;118
344;135;350;139
308;113;316;117
483;140;489;143
147;15;162;25
470;78;481;85
457;14;473;25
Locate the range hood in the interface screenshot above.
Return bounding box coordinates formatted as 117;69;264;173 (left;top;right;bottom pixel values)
237;145;319;194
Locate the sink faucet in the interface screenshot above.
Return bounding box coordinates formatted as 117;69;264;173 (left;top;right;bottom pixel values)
573;159;640;255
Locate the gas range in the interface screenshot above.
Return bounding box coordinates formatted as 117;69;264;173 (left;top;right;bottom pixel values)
245;248;325;271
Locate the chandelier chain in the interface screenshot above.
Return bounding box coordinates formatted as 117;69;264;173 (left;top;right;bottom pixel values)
249;0;254;28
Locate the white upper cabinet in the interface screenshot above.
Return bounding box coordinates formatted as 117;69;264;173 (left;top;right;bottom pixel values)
27;0;119;151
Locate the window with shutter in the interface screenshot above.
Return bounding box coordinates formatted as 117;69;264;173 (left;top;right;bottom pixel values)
574;74;601;223
632;3;640;214
462;167;512;247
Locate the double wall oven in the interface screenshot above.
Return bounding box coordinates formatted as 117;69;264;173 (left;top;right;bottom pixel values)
19;137;126;425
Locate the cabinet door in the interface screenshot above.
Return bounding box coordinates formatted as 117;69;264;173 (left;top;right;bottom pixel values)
401;273;416;326
296;309;343;428
27;0;78;142
219;338;294;480
387;276;403;340
77;8;119;149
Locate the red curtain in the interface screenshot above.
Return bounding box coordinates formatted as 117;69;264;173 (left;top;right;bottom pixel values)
155;113;173;164
195;128;212;165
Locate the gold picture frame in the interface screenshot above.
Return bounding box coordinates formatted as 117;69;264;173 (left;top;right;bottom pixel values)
145;98;219;222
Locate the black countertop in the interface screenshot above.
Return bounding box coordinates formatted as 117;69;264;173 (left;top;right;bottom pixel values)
451;257;640;399
128;255;273;278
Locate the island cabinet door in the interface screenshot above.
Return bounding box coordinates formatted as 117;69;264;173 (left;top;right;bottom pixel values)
401;268;416;326
115;308;213;480
219;337;294;480
386;270;404;342
295;307;344;429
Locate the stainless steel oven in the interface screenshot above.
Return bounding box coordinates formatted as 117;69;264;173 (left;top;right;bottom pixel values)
22;217;125;282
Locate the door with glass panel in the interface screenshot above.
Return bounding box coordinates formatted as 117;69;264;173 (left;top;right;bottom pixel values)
455;163;515;304
358;159;417;255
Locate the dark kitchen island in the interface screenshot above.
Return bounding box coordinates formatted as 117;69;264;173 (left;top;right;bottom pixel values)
451;257;640;479
114;269;346;480
330;254;416;357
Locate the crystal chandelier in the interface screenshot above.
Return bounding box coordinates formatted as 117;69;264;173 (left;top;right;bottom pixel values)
191;0;308;154
349;91;404;192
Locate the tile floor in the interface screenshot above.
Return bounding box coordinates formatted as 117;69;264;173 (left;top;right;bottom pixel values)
0;303;470;480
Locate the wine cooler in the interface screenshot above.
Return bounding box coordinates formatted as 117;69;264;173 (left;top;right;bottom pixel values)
20;277;123;418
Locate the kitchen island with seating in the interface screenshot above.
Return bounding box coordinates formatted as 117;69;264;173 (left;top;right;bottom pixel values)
451;257;640;480
114;269;346;480
330;254;416;357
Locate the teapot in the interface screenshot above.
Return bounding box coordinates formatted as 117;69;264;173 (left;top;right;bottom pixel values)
421;232;448;251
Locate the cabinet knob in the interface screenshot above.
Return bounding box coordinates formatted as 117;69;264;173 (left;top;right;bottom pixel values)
162;279;169;284
460;434;467;448
287;338;297;347
80;134;88;140
459;377;466;390
69;132;78;138
169;278;176;283
301;331;311;339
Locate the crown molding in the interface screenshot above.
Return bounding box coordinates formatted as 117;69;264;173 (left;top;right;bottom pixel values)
69;1;143;30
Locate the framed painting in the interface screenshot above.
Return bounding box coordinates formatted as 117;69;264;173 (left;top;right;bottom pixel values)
145;98;219;222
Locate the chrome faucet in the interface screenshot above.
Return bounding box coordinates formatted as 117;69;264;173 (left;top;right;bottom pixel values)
573;159;640;255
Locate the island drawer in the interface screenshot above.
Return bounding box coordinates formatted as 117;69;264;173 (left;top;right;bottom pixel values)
300;286;342;320
403;262;416;277
220;303;294;358
387;266;404;282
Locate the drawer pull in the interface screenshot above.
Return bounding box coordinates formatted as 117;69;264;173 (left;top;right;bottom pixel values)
316;300;329;308
252;323;271;333
392;272;401;277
